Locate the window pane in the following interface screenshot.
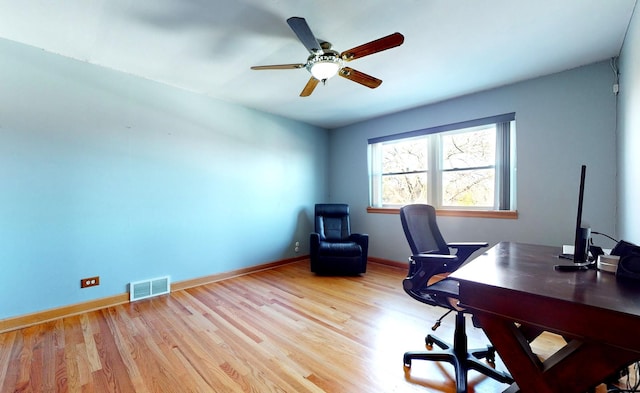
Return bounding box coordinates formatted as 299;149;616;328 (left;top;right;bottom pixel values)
382;173;428;205
368;114;514;211
442;127;495;170
382;138;428;174
442;169;494;207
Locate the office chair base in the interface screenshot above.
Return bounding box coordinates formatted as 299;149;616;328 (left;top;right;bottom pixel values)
425;334;496;363
404;314;513;393
403;346;513;393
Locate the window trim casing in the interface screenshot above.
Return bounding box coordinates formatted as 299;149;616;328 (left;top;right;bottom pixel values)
366;206;518;219
368;113;516;213
367;113;515;145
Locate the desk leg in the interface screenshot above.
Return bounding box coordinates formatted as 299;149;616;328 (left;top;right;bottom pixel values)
475;312;640;393
541;339;639;392
474;312;552;393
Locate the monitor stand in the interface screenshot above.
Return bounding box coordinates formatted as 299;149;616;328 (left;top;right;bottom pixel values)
555;227;593;271
554;261;594;271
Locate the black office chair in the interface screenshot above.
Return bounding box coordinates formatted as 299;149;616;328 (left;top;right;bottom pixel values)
400;204;513;392
310;203;368;275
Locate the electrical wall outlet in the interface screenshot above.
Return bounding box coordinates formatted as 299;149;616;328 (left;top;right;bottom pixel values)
81;276;100;288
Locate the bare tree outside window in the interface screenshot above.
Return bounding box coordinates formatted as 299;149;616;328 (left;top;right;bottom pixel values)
381;138;428;205
441;128;496;207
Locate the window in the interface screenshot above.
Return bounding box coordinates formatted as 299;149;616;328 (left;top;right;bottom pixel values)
368;113;515;211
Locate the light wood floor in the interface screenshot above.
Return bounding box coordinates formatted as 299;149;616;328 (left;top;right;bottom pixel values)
0;261;619;392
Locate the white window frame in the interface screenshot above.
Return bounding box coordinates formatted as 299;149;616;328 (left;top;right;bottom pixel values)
368;113;516;211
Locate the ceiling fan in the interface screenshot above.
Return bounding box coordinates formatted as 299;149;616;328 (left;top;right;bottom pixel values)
251;17;404;97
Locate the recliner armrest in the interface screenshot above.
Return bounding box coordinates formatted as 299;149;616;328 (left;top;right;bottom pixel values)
349;233;369;264
349;233;368;245
310;233;320;256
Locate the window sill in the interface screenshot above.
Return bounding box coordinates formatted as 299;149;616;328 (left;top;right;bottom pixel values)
366;207;518;219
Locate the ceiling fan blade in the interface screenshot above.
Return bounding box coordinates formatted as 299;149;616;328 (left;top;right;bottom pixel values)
339;67;382;89
287;17;322;54
340;32;405;62
300;77;319;97
251;64;305;70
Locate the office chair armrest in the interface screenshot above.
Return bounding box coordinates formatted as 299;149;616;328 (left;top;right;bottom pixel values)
447;242;489;264
447;242;489;248
403;254;458;295
414;253;459;260
410;253;459;277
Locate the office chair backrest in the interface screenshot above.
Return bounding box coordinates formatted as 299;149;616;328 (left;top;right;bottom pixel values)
315;204;351;241
400;204;450;255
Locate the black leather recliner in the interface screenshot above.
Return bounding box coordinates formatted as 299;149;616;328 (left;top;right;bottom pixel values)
310;204;368;275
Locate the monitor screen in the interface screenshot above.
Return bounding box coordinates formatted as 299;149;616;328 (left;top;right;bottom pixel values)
554;165;592;271
573;165;589;263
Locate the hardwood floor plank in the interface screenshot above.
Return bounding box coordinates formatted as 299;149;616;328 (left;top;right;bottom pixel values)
79;313;102;374
92;315;135;392
0;331;15;391
62;319;84;392
0;331;21;392
1;261;600;392
14;325;34;390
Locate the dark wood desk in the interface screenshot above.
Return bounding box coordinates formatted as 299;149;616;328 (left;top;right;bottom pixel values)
451;242;640;393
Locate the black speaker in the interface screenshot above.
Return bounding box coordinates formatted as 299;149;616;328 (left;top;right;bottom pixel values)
617;255;640;282
612;240;640;282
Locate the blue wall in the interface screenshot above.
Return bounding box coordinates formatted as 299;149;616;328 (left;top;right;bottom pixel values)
3;10;638;320
0;39;329;319
329;61;618;263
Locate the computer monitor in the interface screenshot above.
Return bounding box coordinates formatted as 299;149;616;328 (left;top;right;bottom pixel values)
572;165;590;263
554;165;592;271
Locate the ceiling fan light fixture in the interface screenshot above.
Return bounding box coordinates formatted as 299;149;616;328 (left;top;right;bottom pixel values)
307;52;342;81
310;61;340;80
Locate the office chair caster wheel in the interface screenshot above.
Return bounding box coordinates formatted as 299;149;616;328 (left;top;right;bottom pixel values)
486;348;496;363
425;336;434;348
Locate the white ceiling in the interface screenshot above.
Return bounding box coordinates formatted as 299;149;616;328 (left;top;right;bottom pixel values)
0;0;636;129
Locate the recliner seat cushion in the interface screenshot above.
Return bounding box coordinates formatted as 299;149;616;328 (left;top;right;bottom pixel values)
317;241;362;257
